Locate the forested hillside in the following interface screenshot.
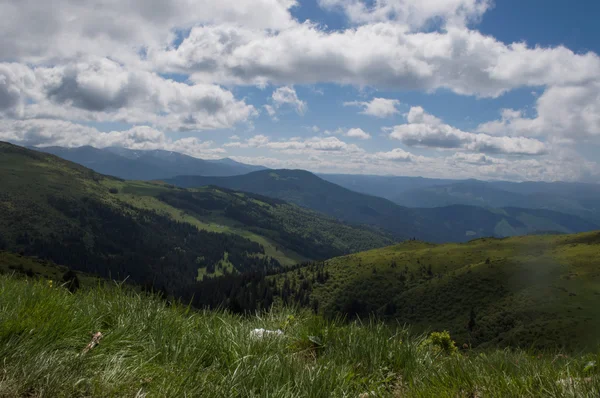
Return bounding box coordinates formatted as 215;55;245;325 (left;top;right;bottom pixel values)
0;142;392;295
189;231;600;350
167;170;600;242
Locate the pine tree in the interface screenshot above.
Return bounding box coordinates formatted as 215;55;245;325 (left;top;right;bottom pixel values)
468;308;477;332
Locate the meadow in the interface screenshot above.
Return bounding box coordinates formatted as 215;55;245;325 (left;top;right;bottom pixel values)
1;274;599;397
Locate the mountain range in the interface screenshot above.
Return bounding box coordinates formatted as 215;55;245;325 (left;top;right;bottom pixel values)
0;141;391;294
32;145;266;180
21;144;600;242
322;174;600;223
30;145;600;226
166;170;600;242
3;140;600;352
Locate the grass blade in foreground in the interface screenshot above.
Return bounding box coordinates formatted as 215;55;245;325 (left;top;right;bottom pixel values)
1;275;599;397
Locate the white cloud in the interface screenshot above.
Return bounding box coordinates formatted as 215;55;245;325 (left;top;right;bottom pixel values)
152;23;600;99
230;149;599;182
477;82;600;140
0;63;40;118
0;119;226;158
269;86;307;117
248;134;271;147
0;0;297;64
1;0;599;183
390;106;548;155
373;148;419;162
449;152;495;165
346;128;371;139
344;97;401;118
226;134;364;154
264;104;278;120
324;127;370;139
0;59;256;132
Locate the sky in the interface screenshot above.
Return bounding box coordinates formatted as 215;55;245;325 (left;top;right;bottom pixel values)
1;0;600;182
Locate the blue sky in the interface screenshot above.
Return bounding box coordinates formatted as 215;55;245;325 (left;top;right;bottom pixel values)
1;0;600;181
219;0;597;142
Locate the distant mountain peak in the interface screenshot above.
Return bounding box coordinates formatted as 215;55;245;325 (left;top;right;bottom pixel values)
31;145;267;180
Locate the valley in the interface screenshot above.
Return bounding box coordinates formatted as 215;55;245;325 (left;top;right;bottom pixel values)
166;170;600;242
0;142;392;294
2;141;600;395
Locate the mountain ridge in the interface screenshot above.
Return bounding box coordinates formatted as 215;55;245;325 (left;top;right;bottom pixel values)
0;141;392;295
166;170;600;243
31;145;266;180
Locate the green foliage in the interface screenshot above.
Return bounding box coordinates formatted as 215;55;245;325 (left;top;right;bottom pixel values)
158;188;393;260
167;170;599;243
1;274;600;397
421;331;458;355
0;141;391;296
0;251;99;287
219;232;600;350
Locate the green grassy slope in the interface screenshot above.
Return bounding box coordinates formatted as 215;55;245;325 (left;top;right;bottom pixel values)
1;274;599;397
0;141;392;290
0;251;99;287
166;170;600;242
266;231;600;350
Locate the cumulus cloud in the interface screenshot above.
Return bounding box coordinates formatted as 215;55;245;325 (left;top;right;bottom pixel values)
225;134;364;154
0;0;297;64
151;23;600;99
0;63;38;117
346;128;371;139
0;58;256;131
477;82;600;140
230;149;599;182
324;127;370;139
344;97;401;117
372;148;420;162
449;152;496;165
1;0;599;182
266;86;307;118
390;106;548;155
0;119;226;158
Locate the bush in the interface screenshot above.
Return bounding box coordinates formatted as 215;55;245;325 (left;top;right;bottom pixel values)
421;331;458;355
62;269;80;293
108;188;119;194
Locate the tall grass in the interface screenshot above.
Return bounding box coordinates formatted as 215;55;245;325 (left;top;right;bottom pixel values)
0;274;598;397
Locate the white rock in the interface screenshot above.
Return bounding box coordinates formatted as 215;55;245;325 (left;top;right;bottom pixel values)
250;328;284;339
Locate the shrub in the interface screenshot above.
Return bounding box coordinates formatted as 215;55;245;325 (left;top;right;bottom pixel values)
421;331;458;355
